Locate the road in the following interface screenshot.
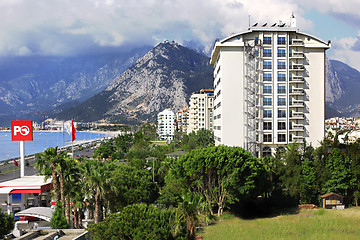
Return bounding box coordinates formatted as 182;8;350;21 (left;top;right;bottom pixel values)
0;147;96;183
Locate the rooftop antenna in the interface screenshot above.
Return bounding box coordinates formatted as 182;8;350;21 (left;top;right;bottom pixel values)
248;14;250;28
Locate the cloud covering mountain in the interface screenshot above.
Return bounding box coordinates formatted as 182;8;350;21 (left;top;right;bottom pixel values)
0;0;359;70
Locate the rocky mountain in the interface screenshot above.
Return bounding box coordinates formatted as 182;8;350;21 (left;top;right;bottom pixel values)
326;60;360;117
56;42;360;123
55;41;213;124
0;46;151;126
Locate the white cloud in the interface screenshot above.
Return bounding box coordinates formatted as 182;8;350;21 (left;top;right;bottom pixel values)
0;0;309;56
0;0;357;61
330;34;360;71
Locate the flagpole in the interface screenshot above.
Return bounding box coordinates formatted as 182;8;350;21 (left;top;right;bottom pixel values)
63;121;65;147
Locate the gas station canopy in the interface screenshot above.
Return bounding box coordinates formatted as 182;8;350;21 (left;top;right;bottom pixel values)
0;176;52;195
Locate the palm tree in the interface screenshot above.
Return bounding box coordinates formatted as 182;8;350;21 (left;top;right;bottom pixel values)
80;160;115;223
62;157;82;226
172;193;204;240
35;147;61;204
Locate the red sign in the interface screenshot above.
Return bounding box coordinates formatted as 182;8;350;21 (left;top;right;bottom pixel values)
11;120;33;141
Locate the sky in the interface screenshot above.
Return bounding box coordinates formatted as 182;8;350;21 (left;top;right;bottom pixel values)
0;0;360;70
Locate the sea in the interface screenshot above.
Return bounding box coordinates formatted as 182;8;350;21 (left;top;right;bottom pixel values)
0;131;109;162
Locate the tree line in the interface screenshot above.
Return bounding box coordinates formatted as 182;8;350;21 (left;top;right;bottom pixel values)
8;125;359;240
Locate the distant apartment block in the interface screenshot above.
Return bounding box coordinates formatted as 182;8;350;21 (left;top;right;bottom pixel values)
176;107;189;133
187;89;214;134
210;15;330;157
157;109;175;141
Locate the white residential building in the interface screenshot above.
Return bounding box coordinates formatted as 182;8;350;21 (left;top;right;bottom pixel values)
157;109;175;141
176;107;189;133
187;89;214;134
210;15;330;157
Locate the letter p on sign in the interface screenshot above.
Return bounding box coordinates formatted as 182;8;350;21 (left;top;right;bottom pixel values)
11;120;33;141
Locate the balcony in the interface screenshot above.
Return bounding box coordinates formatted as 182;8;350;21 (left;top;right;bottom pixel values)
289;64;305;71
289;88;304;95
292;135;305;142
290;39;304;46
289;76;304;83
289;52;304;58
290;100;304;108
290;124;304;131
290;112;304;119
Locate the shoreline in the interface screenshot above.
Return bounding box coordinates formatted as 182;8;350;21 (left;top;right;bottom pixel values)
0;131;120;162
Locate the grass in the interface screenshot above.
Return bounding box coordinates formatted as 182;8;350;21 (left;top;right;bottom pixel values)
199;208;360;240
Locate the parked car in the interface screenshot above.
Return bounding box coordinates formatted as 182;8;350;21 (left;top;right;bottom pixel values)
19;215;40;221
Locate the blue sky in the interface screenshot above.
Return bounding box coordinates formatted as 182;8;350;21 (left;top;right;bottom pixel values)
0;0;359;70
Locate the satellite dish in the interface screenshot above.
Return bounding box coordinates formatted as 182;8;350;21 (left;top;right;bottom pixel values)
252;23;258;27
262;23;267;27
271;23;277;27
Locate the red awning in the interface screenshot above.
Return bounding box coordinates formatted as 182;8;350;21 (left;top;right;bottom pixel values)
10;189;41;195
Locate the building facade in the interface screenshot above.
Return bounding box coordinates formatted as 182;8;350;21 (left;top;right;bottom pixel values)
210;16;330;157
176;107;189;133
157;109;175;141
187;89;214;134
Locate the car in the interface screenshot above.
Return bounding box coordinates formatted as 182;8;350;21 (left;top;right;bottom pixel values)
19;215;40;221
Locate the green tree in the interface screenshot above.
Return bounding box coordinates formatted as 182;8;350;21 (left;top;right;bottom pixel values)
106;165;158;212
279;144;303;199
50;203;69;229
170;146;267;216
115;133;133;153
300;157;316;203
87;204;187;240
195;128;214;148
174;193;204;240
35;147;62;204
93;141;116;161
81;160;115;223
323;148;356;197
0;209;14;238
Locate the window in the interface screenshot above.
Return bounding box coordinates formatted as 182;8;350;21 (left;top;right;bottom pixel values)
264;134;272;142
278;85;286;94
263;37;272;45
255;37;259;45
263;147;272;157
263;85;272;94
264;97;272;106
278;49;286;57
278;37;286;45
278;61;286;69
278;134;286;142
263;122;272;130
263;49;272;57
264;109;272;118
264;61;272;69
278;73;286;81
278;110;286;118
263;73;272;81
278;97;286;106
278;122;286;130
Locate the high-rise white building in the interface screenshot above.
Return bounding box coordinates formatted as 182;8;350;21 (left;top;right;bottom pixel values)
210;15;330;157
176;107;189;133
187;89;214;134
157;109;175;141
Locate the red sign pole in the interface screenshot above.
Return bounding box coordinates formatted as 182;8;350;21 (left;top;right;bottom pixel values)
11;120;33;178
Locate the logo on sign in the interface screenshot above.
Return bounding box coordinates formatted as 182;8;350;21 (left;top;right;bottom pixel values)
14;126;30;136
11;120;33;141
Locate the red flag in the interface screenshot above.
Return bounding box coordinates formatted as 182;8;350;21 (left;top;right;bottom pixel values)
14;159;18;167
72;120;76;142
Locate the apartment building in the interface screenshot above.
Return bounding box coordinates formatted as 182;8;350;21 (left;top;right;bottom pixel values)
157;109;175;141
187;89;214;134
210;15;330;157
176;107;189;133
